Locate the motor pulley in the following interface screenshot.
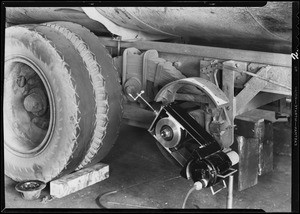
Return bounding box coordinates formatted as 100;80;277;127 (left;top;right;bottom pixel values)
155;116;182;148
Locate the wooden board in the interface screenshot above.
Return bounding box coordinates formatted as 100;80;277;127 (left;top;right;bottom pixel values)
222;60;235;147
235;136;259;191
258;120;274;176
50;163;109;198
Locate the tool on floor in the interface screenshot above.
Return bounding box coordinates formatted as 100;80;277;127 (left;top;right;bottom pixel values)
15;180;46;200
130;91;239;208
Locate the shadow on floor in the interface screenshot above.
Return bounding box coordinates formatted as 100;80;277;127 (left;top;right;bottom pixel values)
4;123;292;211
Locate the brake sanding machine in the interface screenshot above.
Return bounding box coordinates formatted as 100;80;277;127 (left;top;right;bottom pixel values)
148;102;239;193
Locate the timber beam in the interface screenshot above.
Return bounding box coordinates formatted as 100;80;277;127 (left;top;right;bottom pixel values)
238;92;286;115
235;66;270;115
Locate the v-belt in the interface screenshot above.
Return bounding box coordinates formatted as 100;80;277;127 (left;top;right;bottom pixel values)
165;103;221;159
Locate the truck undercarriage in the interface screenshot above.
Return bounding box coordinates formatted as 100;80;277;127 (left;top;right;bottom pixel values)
2;2;296;209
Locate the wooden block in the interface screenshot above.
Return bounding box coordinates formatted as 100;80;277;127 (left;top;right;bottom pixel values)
235;109;274;175
273;122;291;156
258;120;273;175
234;111;274;191
235;136;259;191
50;163;109;198
222;61;235;147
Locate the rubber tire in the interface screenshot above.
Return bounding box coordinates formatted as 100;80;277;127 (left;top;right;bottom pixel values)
44;21;123;170
4;22;122;182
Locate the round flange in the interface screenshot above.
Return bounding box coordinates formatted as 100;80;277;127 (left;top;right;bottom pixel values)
155;117;182;148
4;60;53;156
15;180;46;200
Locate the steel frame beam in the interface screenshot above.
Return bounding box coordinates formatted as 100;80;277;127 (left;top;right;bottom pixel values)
99;37;291;68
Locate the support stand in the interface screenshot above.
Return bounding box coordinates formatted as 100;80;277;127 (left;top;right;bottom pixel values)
226;175;234;209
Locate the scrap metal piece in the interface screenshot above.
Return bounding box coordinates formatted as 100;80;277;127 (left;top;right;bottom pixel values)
40;195;55;204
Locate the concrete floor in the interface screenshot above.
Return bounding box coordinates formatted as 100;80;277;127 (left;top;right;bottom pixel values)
4;123;291;211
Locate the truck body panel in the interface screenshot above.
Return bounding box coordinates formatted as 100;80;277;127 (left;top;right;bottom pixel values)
6;2;292;53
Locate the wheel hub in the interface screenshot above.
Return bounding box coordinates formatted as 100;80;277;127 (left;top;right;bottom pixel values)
23;88;47;116
4;59;53;155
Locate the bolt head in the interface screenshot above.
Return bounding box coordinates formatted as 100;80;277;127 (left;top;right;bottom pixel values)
173;61;182;68
17;76;26;88
160;126;173;141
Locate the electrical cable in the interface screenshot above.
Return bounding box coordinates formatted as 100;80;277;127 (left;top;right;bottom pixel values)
96;175;182;209
95;190;118;209
98;184;200;209
182;185;197;209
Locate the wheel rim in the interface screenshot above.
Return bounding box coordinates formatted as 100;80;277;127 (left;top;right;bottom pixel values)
4;56;55;157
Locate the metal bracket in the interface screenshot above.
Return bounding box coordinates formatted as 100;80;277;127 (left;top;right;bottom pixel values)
112;36;122;56
200;60;223;87
210;179;227;195
129;90;157;114
210;168;237;195
217;168;237;179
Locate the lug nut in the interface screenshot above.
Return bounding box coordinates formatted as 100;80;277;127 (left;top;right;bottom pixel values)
160;126;173;141
23;90;47;117
17;76;26;88
173;61;182;69
24;93;44;113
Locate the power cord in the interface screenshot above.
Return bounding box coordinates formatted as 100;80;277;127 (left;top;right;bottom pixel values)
97;179;205;209
182;181;204;209
96;190;118;209
182;186;197;209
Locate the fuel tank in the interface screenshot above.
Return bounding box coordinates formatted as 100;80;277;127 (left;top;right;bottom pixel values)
6;2;292;53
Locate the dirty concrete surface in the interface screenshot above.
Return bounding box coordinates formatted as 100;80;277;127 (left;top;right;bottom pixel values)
4;123;292;211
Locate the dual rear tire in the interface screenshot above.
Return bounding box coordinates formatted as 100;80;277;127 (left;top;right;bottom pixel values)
4;22;122;182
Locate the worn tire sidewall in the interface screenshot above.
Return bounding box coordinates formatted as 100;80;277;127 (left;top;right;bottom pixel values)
48;22;123;167
4;26;88;182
